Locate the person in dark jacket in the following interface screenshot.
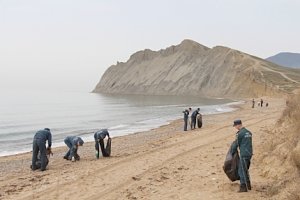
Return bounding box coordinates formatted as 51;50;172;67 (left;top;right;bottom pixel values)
191;108;200;129
63;136;84;161
32;128;52;171
231;119;253;192
183;108;191;131
94;129;111;159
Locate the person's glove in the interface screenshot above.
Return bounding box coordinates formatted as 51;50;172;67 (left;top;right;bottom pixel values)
47;147;53;156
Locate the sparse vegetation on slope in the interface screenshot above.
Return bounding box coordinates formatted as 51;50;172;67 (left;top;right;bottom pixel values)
259;93;300;199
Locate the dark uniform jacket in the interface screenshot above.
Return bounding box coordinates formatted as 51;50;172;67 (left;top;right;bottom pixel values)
34;129;52;147
232;127;253;158
94;129;110;140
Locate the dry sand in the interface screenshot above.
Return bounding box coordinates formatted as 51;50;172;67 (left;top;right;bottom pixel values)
0;98;286;200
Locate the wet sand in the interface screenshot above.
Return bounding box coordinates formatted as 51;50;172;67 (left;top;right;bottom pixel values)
0;98;285;200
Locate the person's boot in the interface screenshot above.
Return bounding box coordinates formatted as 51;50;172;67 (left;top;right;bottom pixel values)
246;181;251;190
238;184;248;192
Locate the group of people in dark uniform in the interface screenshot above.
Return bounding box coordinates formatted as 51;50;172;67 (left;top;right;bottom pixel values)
31;128;111;171
252;98;269;108
182;107;202;131
32;109;253;193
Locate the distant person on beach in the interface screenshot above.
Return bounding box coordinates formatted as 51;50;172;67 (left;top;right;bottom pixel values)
31;128;52;171
252;99;255;108
94;129;111;158
266;102;269;107
231;119;253;192
197;112;203;128
188;108;192;129
63;136;84;161
191;108;200;129
260;99;263;107
183;108;191;131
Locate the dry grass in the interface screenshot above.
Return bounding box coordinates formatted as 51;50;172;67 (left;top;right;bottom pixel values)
262;94;300;198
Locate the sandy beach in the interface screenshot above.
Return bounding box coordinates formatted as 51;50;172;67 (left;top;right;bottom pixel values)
0;98;286;200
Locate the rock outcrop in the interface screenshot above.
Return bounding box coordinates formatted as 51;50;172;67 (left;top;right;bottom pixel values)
93;39;300;97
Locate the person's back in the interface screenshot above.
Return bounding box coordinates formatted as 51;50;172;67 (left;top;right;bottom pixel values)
34;129;52;146
237;127;253;157
192;110;199;118
94;129;110;140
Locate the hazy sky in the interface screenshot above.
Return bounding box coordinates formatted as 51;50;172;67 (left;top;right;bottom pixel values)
0;0;299;92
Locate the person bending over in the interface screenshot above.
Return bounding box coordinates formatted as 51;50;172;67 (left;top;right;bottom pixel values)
94;129;111;158
64;136;84;161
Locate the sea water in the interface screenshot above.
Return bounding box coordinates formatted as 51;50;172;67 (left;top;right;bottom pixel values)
0;90;239;156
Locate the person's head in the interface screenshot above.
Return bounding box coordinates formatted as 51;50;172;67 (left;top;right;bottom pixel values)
197;108;200;111
189;107;192;111
44;128;50;132
233;119;243;130
78;140;84;146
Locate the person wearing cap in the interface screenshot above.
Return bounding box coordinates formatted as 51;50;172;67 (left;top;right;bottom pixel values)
191;108;200;130
32;128;52;171
231;119;253;192
63;136;84;161
94;129;111;159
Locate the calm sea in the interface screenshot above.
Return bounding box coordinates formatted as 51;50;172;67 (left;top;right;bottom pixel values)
0;90;239;156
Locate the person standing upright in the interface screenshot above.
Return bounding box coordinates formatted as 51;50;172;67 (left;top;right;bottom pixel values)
182;108;191;131
183;109;189;131
32;128;52;171
231;120;253;192
252;99;255;108
191;108;200;129
260;99;263;107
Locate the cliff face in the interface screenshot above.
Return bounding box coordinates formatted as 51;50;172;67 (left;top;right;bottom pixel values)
93;39;300;97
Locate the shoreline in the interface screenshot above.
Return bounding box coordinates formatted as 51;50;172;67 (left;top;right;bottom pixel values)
0;100;243;158
0;97;283;200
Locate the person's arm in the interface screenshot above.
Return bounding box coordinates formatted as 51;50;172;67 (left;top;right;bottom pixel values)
231;140;238;154
48;132;52;148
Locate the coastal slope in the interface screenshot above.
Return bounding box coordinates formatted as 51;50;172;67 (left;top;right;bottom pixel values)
93;40;300;97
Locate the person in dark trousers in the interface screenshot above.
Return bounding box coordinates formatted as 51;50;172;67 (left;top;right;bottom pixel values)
231;119;253;192
183;108;191;131
32;128;52;171
252;99;255;108
191;108;200;129
94;129;111;159
260;99;263;107
64;136;84;161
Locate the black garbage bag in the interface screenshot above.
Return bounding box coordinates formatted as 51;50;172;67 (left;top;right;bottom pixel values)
30;152;49;170
223;142;240;181
100;138;111;157
197;114;202;128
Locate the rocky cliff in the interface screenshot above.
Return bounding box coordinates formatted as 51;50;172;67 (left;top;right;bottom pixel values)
93;39;300;97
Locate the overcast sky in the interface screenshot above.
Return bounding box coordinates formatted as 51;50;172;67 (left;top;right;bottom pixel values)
0;0;299;92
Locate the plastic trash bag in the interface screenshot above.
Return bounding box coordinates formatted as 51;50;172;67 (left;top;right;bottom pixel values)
223;141;240;181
